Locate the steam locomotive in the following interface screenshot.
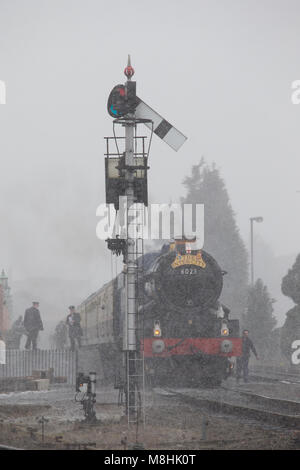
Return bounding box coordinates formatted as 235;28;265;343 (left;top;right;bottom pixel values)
77;240;242;387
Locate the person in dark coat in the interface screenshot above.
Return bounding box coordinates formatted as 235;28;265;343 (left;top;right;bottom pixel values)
24;302;44;350
66;306;82;351
6;316;26;349
236;329;259;383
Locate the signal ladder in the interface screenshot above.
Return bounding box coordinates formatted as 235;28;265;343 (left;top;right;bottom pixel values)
126;202;145;427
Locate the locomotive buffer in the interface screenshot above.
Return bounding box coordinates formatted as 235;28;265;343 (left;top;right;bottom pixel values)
105;56;187;426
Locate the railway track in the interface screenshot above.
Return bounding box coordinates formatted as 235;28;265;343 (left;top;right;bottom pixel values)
155;386;300;429
249;366;300;384
223;387;300;414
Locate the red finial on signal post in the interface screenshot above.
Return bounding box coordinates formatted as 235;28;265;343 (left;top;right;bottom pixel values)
124;54;134;80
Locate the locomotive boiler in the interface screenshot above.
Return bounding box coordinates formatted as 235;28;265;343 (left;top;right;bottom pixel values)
77;240;242;388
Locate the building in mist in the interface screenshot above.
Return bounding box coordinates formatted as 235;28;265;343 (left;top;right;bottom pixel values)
0;270;12;333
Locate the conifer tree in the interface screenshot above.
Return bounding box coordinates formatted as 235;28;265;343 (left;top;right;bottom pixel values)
281;254;300;304
281;254;300;361
182;160;248;320
243;279;277;357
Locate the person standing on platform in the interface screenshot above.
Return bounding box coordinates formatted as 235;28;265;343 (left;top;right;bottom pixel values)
24;302;44;350
66;306;82;351
236;329;259;383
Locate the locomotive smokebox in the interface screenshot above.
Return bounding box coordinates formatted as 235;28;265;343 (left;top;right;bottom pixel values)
148;248;224;315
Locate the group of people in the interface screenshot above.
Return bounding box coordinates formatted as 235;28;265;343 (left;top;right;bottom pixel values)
7;303;83;351
6;302;259;382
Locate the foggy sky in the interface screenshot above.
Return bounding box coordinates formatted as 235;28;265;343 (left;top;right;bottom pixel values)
0;0;299;315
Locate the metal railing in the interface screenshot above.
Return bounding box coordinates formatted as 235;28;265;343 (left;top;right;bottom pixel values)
0;349;77;384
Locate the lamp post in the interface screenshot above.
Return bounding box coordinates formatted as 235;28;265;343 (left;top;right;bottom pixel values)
250;216;263;286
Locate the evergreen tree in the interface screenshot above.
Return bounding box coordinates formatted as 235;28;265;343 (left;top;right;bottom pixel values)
243;279;277;358
281;254;300;304
182;159;248;320
281;254;300;361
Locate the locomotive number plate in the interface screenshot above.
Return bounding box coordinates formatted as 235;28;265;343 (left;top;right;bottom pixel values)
180;268;197;275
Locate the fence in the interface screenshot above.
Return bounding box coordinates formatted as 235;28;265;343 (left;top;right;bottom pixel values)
0;349;77;385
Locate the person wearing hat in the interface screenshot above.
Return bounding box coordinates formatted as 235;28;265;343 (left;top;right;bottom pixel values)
66;306;82;351
24;302;44;350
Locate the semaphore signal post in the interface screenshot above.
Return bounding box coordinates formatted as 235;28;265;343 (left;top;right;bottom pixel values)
105;56;187;426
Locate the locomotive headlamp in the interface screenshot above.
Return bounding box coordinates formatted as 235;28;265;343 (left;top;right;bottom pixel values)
153;320;161;337
221;323;229;336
